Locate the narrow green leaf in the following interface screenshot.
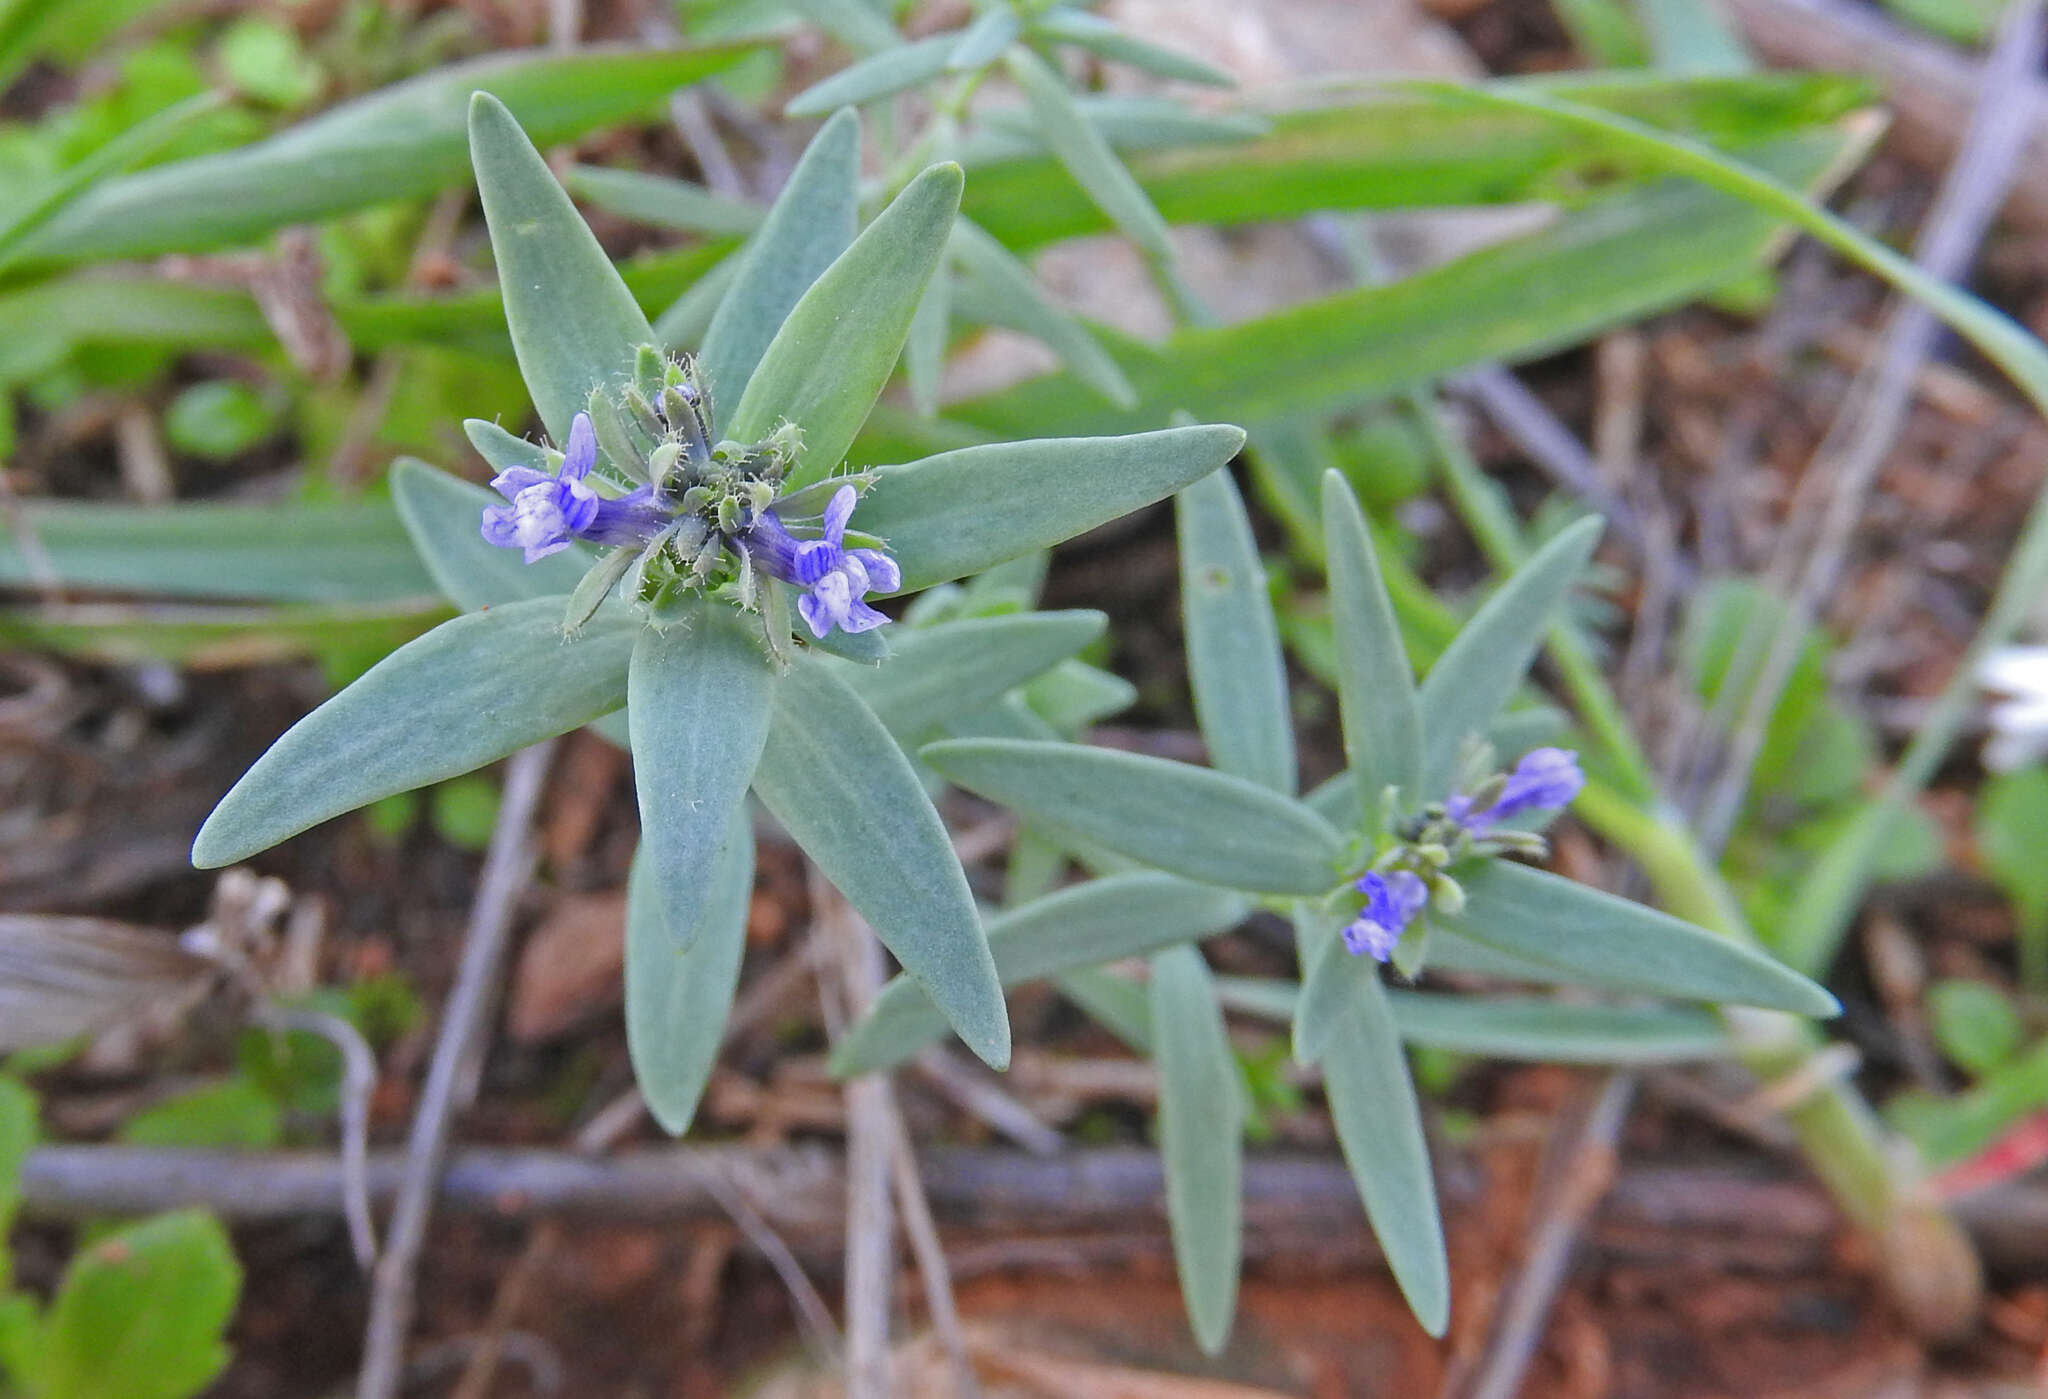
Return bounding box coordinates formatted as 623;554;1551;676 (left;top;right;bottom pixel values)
630;610;776;949
564;164;764;236
753;656;1009;1068
784;33;955;116
784;0;900;54
730;162;962;487
1415;516;1600;797
832;872;1248;1074
1292;924;1373;1066
0;91;225;274
1151;943;1243;1355
947;7;1019;68
0;1075;35;1258
1022;660;1135;733
1177;469;1293;793
1443;861;1840;1016
848;610;1105;740
1312;916;1449;1335
1323;470;1422;810
471;92;656;442
39;1210;240;1399
1057;966;1154;1051
1030;9;1234;87
922;737;1344;895
390;458;593;610
1003;46;1173;261
0;499;432;604
626;819;753;1134
948;216;1135;406
193;598;633;867
859;424;1245;592
20;44;756;266
699;108;860;411
1386;993;1728;1062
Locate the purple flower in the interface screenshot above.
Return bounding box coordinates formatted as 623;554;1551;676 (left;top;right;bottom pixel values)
1343;869;1428;961
481;413;668;562
1450;747;1584;835
743;484;901;639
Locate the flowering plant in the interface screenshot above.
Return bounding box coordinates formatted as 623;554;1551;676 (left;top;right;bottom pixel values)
191;96;1243;1112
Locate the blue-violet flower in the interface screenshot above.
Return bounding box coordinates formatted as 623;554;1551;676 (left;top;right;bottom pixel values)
480;413;666;562
1344;869;1428;962
741;485;901;639
1448;747;1584;835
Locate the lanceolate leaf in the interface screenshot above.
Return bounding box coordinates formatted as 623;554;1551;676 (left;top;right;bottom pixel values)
1415;516;1600;797
1300;911;1450;1337
1385;993;1728;1063
698;108;860;412
729;163;963;488
831;872;1249;1075
1151;943;1243;1355
753;656;1009;1068
390;458;593;611
922;738;1344;895
1177;469;1294;794
1003;46;1174;262
1443;861;1839;1016
630;611;777;950
784;33;955;116
470;92;656;442
626;821;753;1134
1323;470;1421;810
847;610;1106;741
858;425;1246;592
20;44;756;266
193;598;633;867
564;164;764;237
948;217;1135;406
1030;8;1235;87
947;6;1020;68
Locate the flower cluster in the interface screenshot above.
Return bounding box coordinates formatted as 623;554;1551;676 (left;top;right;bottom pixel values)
1342;746;1585;963
477;349;900;641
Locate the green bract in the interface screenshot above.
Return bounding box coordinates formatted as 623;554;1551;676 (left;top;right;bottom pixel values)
191;98;1246;1090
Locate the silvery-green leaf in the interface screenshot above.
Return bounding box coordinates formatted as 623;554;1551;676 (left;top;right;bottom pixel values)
1292;921;1373;1065
1211;975;1299;1025
1416;515;1600;797
1029;8;1234;87
1056;966;1153;1052
564;164;763;237
1022;660;1135;734
1151;943;1242;1355
831;872;1247;1074
849;610;1105;741
921;738;1344;895
948;217;1134;407
810;620;893;665
1323;470;1420;811
859;425;1245;592
947;6;1020;68
470;93;655;442
784;0;900;54
903;262;952;418
630;610;777;949
1386;993;1729;1063
389;458;594;611
730;162;961;488
1445;862;1838;1016
564;548;636;632
784;33;955;117
1002;47;1173;262
194;597;632;867
462;418;540;474
1423;927;1619;987
1300;911;1449;1336
627;819;753;1134
960;96;1268;167
1177;469;1293;794
698;108;859;412
652;249;741;351
754;655;1009;1068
